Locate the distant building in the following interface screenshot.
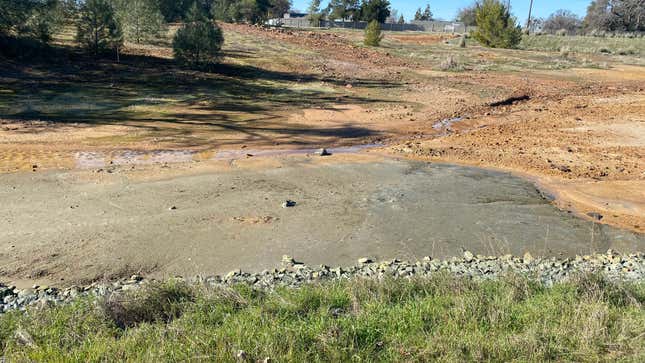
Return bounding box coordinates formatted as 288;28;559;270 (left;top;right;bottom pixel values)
283;12;308;19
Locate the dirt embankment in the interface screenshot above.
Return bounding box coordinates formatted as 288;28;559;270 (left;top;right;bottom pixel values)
394;87;645;233
220;23;413;70
388;34;459;45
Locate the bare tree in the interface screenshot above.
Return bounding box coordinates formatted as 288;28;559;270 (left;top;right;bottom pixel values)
543;9;582;35
584;0;644;32
456;3;480;26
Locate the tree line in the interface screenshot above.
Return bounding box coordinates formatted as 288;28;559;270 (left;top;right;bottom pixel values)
457;0;644;35
0;0;257;68
1;0;293;41
307;0;392;25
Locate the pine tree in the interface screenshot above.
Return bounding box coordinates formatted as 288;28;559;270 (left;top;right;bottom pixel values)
113;0;165;44
398;14;404;24
76;0;123;55
173;3;224;69
360;0;391;23
473;0;522;48
422;4;432;20
413;4;432;21
364;19;383;46
0;0;62;42
414;8;422;21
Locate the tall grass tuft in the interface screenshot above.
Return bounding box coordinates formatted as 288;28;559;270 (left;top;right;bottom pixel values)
100;280;194;329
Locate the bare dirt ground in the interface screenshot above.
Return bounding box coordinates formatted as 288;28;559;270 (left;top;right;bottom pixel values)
388;34;459;45
1;25;644;286
393;80;645;232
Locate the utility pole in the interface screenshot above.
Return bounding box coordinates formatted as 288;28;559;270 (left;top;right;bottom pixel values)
526;0;534;34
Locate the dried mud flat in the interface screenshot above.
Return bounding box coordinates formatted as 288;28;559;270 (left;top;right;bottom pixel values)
1;155;643;288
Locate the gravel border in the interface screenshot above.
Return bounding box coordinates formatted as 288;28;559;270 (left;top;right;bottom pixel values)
2;250;644;314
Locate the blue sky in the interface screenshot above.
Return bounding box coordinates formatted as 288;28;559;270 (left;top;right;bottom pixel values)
291;0;593;23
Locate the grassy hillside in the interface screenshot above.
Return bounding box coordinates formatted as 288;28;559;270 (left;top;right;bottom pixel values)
2;274;644;362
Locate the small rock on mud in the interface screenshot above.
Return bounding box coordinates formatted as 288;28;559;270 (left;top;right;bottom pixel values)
282;200;296;208
587;212;604;221
317;148;331;156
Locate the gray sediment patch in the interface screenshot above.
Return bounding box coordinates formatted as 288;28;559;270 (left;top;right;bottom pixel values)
1;158;643;286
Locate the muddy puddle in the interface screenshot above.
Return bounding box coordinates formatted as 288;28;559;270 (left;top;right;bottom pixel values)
1;157;643;284
433;116;463;131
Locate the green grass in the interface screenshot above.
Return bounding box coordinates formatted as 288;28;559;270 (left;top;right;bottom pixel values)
316;28;645;71
520;34;645;65
2;274;644;362
374;34;601;72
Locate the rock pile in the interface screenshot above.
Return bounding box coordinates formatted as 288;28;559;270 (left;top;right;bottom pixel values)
2;250;644;314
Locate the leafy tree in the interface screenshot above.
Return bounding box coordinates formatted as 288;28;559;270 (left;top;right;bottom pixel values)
211;0;236;21
210;0;272;24
113;0;166;44
173;3;223;69
527;17;544;33
327;0;360;22
307;0;323;26
612;0;643;31
472;0;522;48
457;3;479;26
414;4;432;21
76;0;123;55
584;0;644;32
239;0;271;24
268;0;291;18
584;0;612;31
360;0;390;23
364;19;382;46
543;9;582;35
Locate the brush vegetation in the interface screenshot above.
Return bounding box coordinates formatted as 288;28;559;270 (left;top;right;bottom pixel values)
1;274;644;361
520;34;644;56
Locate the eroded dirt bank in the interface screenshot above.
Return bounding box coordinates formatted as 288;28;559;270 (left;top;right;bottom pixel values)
1;155;643;288
393;87;645;233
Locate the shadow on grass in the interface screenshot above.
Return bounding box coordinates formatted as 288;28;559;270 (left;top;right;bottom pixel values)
0;41;401;148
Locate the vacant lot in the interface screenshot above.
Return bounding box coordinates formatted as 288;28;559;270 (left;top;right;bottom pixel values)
1;26;644;286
